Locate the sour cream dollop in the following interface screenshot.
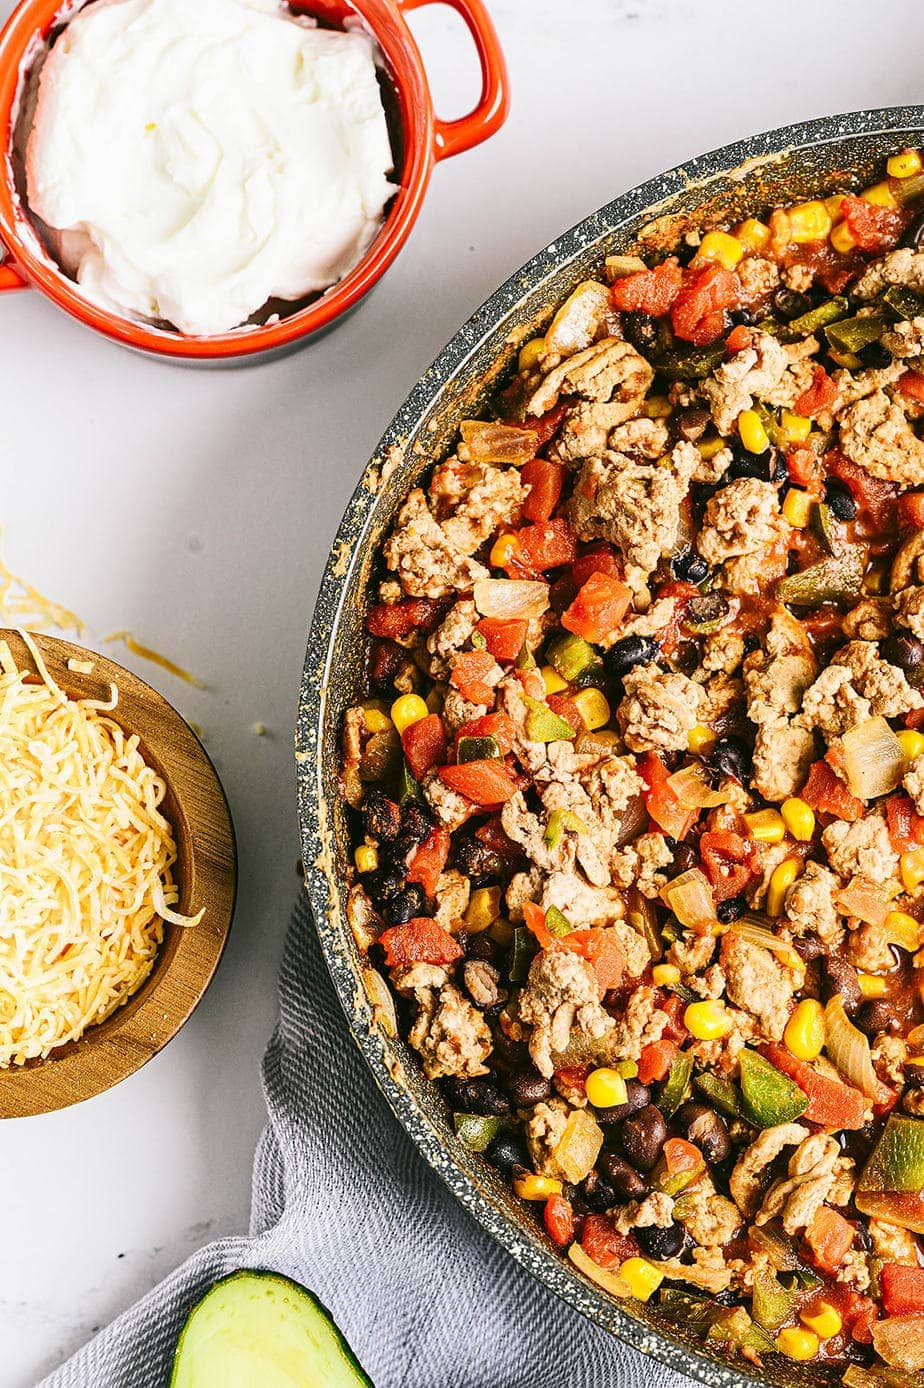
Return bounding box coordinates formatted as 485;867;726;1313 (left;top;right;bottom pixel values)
25;0;396;335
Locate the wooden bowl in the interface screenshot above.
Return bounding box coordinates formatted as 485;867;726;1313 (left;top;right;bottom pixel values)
0;630;236;1117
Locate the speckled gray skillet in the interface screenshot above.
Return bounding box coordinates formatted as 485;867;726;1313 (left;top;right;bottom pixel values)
296;107;924;1388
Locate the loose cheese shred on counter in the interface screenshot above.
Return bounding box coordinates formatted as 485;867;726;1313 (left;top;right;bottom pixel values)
0;631;204;1067
0;528;85;636
104;631;206;689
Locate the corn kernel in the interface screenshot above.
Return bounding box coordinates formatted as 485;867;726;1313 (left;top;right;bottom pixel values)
361;701;394;734
465;886;501;934
586;1067;629;1109
619;1257;663;1302
744;808;786;844
518;336;546;373
789;200;833;244
645;395;672;419
777;1327;820;1361
901;848;924;893
885;910;922;952
354;845;379;874
697;436;727;460
684;1000;734;1041
780;410;812;444
889;149;923;179
573;688;611;731
390;693;429;734
825;193;846;218
617;1059;639;1079
800;1303;843;1341
858;973;888;998
695;230;744;270
490;533;521;568
513;1170;563;1201
862;180;898;208
652;963;681;987
781;797;816;843
768;858;802;917
687;723;717;754
738;409;770;454
830;220;857;254
898;729;924;761
541;664;568;695
784;998;826;1061
735;218;771;252
783;488;814;528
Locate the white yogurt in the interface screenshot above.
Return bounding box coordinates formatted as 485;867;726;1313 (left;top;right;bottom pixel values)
25;0;396;335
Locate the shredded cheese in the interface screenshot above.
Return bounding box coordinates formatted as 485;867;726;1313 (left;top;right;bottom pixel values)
0;528;84;635
0;632;203;1067
103;631;206;689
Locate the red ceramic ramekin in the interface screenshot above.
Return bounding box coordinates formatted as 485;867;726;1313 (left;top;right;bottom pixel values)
0;0;509;362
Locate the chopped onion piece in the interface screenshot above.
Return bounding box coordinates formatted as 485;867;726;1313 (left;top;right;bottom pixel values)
459;420;538;465
567;1241;631;1298
667;763;730;809
473;579;549;620
842;716;904;801
362;967;398;1038
836;877;891;927
660;868;718;931
728;916;805;973
610;793;649;850
825;994;888;1100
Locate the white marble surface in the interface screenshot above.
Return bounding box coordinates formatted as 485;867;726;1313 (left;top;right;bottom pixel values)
3;0;923;1382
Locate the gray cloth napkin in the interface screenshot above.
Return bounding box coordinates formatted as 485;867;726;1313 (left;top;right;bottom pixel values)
42;891;693;1388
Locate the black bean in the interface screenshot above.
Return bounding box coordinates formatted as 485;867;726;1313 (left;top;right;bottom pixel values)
636;1222;686;1259
773;287;812;321
728;307;757;327
467;933;498;964
704;737;752;787
672;407;711;444
380;886;425;926
504;1070;551;1107
368;867;404;902
622;312;659;354
881;633;924;679
452;830;506;883
485;1132;528;1174
368;637;407;690
726;438;784;484
859;341;893;371
671;549;710;584
581;1169;620;1213
793;933;825;962
624;1079;652;1113
620;1105;668;1172
675;1102;731;1165
823;951;863;1015
903;210;924;250
666;842;699;878
599;1152;650;1200
445;1076;511;1117
855;999;902;1037
742;634;760;656
769;449;788;483
604;636;660;681
400;803;434;845
822;478;859;522
716;895;746;924
361;789;403;843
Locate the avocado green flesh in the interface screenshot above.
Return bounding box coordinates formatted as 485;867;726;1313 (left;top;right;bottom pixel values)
171;1271;371;1387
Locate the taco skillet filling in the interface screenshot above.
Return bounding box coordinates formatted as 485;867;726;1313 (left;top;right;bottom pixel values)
342;151;924;1378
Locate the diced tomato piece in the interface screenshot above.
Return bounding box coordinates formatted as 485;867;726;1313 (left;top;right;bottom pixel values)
801;759;865;822
794;363;838;418
725;324;752;355
438;759;519;806
898;370;924;405
366;597;445;639
511;517;578;574
546;693;584;732
455;713;517;757
477;618;528;663
638;752;698;840
522;899;553;948
580;1214;638;1269
845;1296;879;1345
656;991;688;1043
898;491;924;530
787;446;823;490
568;928;625;991
638;1039;679;1085
907;707;924;731
881;1264;924;1317
379;916;463;968
450;649;501;705
828;449;899;529
609;258;683;315
515;402;569;449
840;194;905;252
805;1205;857;1275
671;264;739;345
571;544;623;588
661;1137;702;1176
544;1194;577;1248
761;1044;870;1129
699;829;754;903
561;572;632;644
521;458;565;523
474;813;521;859
886;794;924;853
401;713;447;781
406;827;451;897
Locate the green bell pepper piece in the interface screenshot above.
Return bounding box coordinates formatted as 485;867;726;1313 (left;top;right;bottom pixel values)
453;1113;504;1152
739;1049;808;1128
706;1307;775;1355
694;1072;742;1119
776;542;865;608
825;312;887;355
399;760;422;803
657;1289;717;1336
545;905;573;938
470;630;487;650
787;296;849;336
892;172;924;204
524;697;576;743
751;1265;796;1333
547;633;597;682
657;1050;693;1118
883;284;924;320
683;592;731;635
544;808;587;848
813;501;842;555
651;341;726;381
457;735;501;763
509;927;537;982
856;1115;924;1233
